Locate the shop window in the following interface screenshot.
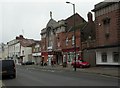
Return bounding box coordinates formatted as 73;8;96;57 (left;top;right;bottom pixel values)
113;52;119;62
67;53;70;62
101;52;107;62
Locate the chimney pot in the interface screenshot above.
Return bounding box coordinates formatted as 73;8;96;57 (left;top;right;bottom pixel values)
87;12;93;22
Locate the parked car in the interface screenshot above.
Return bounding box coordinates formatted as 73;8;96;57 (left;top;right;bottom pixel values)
22;61;34;65
71;58;90;68
0;60;16;78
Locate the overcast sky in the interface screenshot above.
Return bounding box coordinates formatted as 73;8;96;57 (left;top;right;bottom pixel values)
0;0;103;44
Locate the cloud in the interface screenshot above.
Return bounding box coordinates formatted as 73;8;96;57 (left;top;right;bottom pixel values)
0;0;104;43
0;0;104;3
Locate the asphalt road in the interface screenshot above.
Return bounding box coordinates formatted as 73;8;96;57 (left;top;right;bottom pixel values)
2;65;119;86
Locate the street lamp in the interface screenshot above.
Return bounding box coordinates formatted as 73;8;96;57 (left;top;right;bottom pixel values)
66;1;76;71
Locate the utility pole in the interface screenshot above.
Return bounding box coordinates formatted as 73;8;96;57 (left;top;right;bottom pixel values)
66;2;76;71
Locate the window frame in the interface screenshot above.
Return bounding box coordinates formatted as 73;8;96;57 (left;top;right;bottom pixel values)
101;52;107;63
113;52;119;63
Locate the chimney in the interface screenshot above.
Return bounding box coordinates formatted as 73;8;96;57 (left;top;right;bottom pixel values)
19;35;23;38
16;36;19;39
87;12;93;22
16;35;24;40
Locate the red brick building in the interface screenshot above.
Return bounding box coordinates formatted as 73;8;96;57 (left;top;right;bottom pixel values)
92;2;120;66
80;12;96;66
40;13;86;66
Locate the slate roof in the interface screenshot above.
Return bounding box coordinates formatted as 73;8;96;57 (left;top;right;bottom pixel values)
65;13;86;32
80;20;95;42
92;2;118;12
19;38;35;47
41;18;59;35
41;13;86;35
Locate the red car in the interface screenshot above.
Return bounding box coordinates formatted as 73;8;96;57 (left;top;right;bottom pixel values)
71;59;90;68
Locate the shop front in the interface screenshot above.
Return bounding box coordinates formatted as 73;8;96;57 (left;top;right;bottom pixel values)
41;52;48;64
62;47;80;65
32;52;41;65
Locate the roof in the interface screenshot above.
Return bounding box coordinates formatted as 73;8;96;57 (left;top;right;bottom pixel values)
19;38;35;47
65;13;86;32
41;28;47;35
41;19;59;35
81;21;95;42
65;13;85;21
69;22;87;32
41;13;86;35
84;44;120;50
92;2;118;12
46;19;59;28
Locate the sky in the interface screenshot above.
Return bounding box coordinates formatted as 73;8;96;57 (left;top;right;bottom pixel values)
0;0;104;44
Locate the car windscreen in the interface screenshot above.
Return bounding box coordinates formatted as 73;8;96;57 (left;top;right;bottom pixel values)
1;60;14;68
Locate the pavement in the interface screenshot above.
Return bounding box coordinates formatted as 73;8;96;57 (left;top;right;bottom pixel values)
0;80;2;88
0;80;5;88
24;64;120;78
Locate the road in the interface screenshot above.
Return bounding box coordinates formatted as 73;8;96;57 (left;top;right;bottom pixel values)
2;65;119;86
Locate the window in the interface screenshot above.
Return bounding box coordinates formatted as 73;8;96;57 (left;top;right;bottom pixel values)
101;52;107;62
67;53;70;62
113;52;119;62
33;48;35;52
22;50;24;55
35;47;39;52
102;17;110;39
72;35;75;45
66;37;68;46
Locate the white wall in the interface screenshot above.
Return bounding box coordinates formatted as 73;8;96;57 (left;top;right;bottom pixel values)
21;46;32;62
96;47;119;65
0;46;2;59
8;39;19;58
15;43;20;55
0;44;8;60
3;45;8;59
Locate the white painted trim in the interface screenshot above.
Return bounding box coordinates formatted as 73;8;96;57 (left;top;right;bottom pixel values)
96;47;119;65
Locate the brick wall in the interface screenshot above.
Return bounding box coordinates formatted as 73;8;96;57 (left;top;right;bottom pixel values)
95;2;120;46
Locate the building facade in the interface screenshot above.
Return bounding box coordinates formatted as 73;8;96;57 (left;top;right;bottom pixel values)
62;13;86;65
7;35;35;64
7;38;20;63
92;2;120;66
0;43;8;60
32;41;41;65
80;12;96;66
41;13;86;66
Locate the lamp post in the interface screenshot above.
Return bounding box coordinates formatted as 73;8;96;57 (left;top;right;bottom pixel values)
66;1;76;71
